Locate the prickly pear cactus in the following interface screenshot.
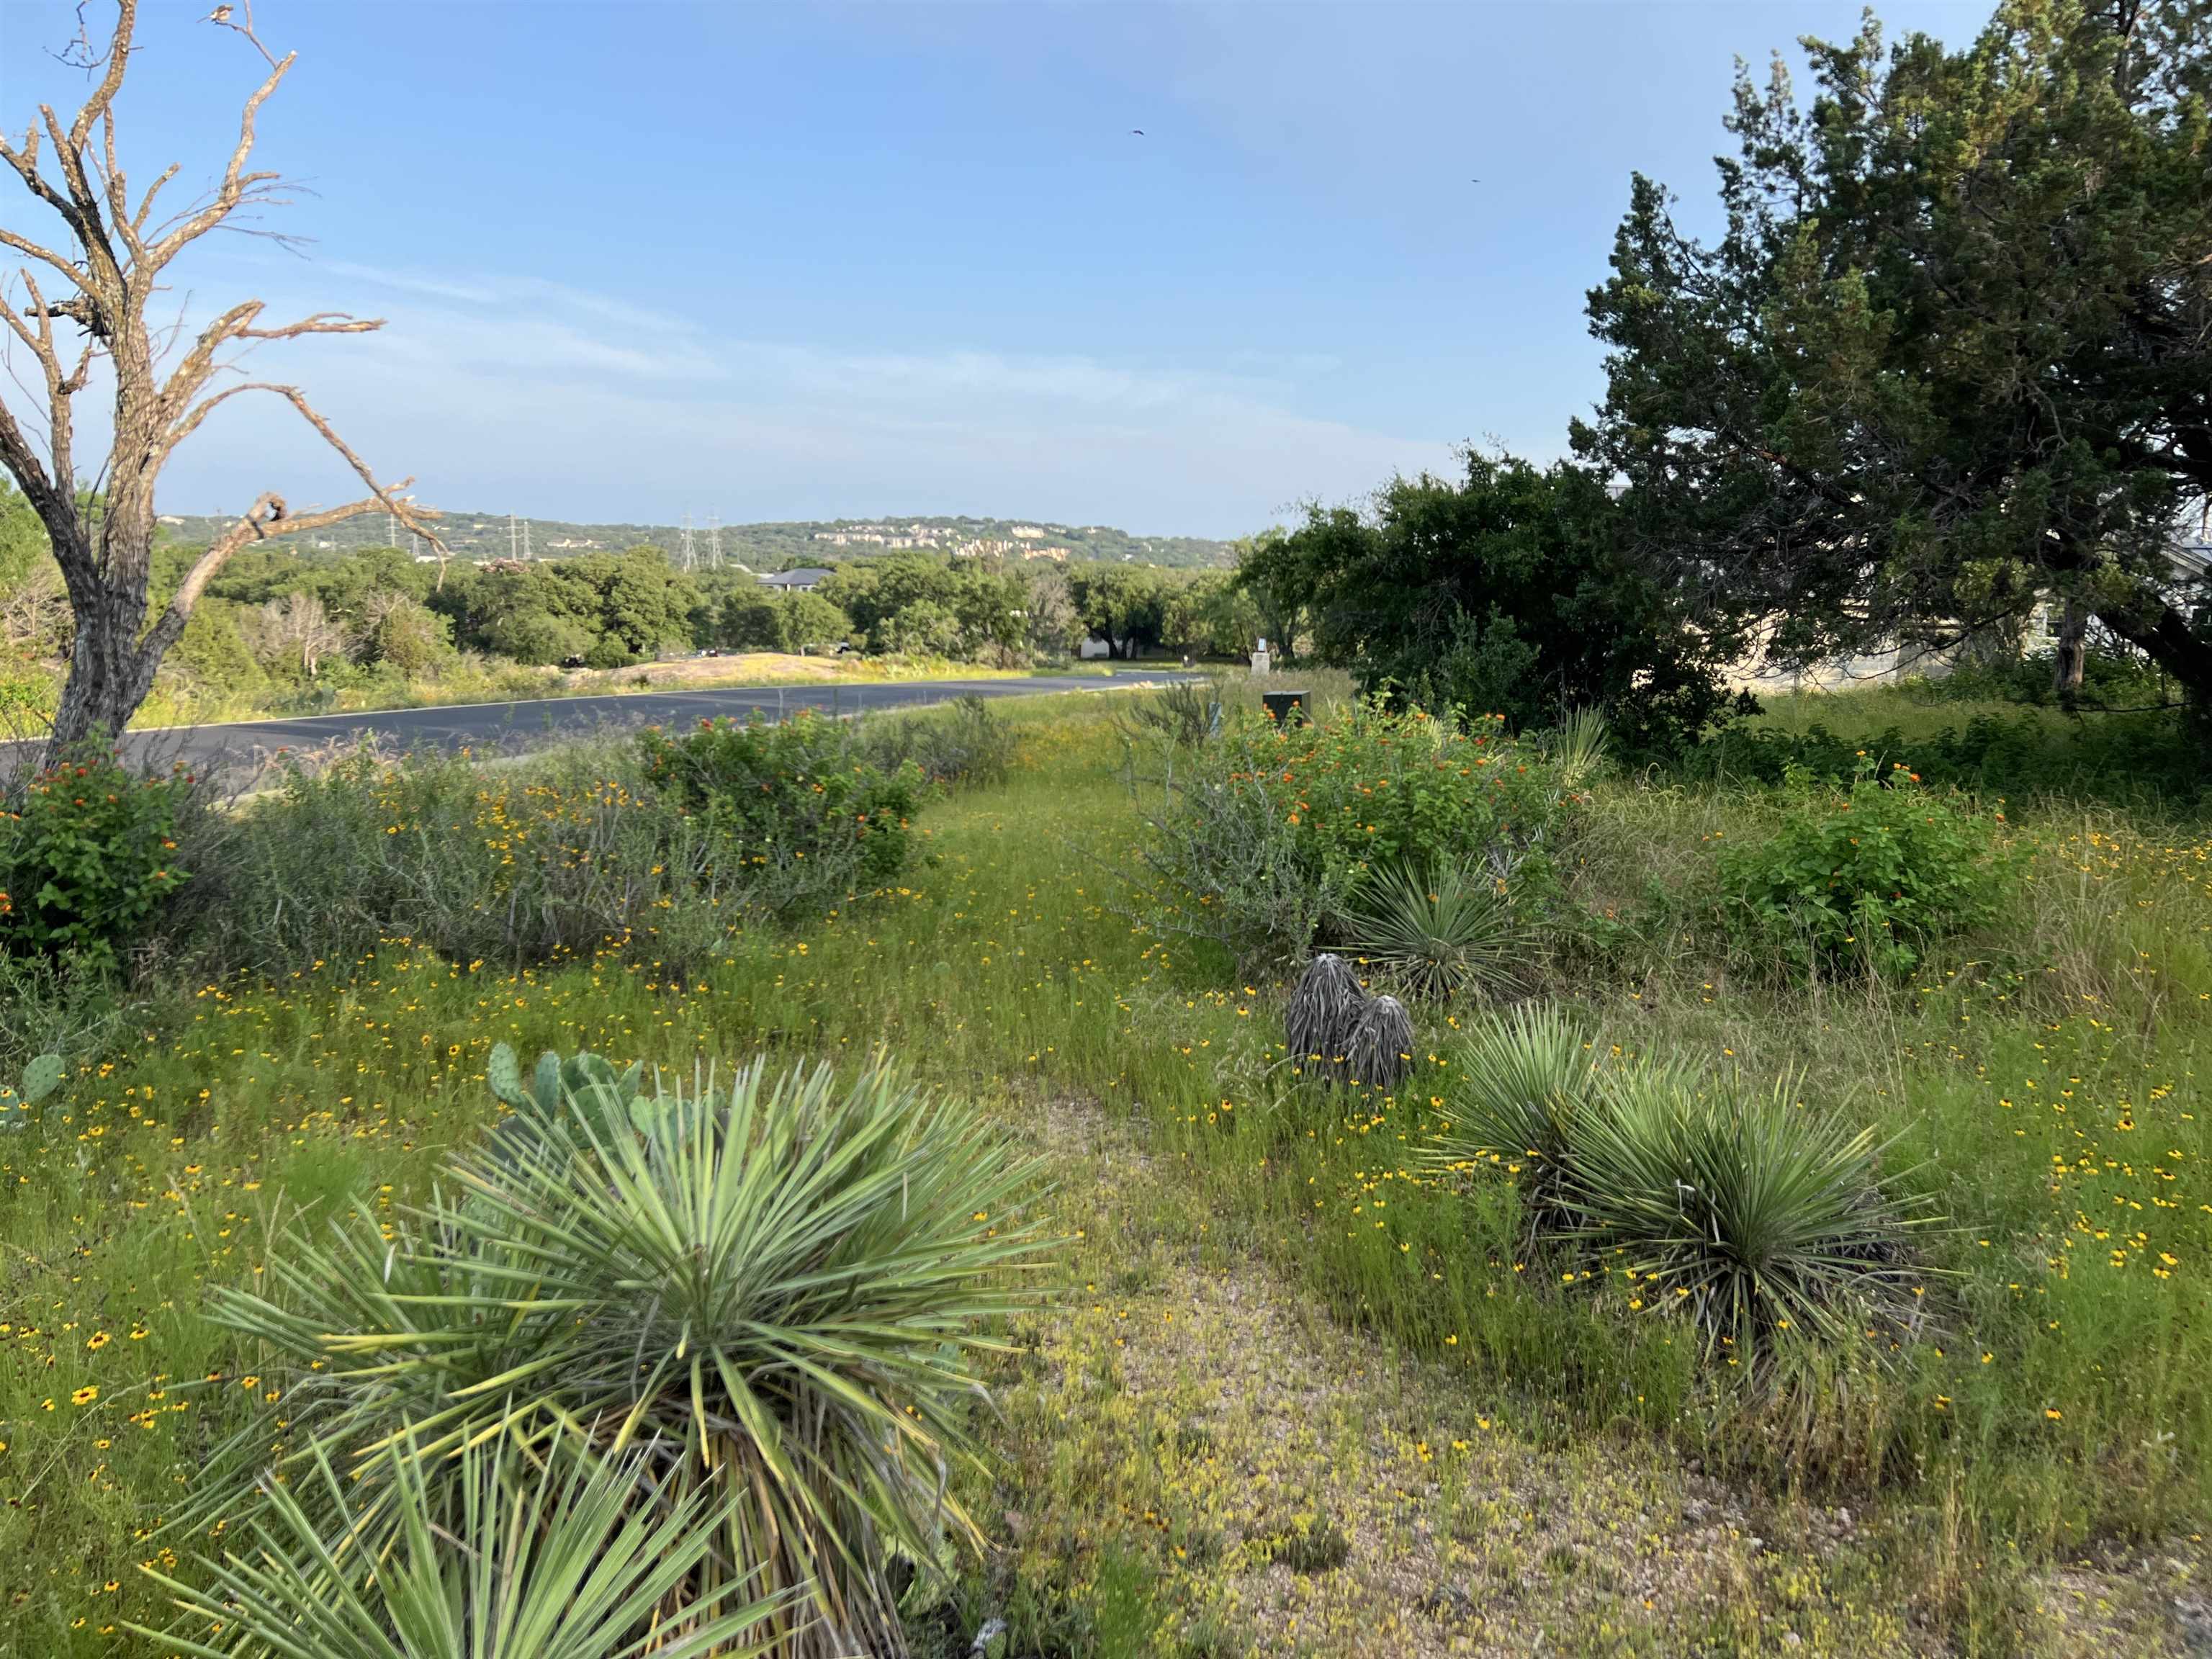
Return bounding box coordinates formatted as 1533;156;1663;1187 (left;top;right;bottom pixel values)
531;1051;563;1115
487;1043;529;1109
483;1042;655;1151
0;1053;64;1133
20;1053;63;1103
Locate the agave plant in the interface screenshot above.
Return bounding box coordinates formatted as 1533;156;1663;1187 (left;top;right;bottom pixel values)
1552;1069;1934;1363
140;1435;790;1659
1344;861;1521;1003
196;1058;1051;1659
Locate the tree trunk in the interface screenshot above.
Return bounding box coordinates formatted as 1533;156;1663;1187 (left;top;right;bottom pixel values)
2093;596;2212;706
50;581;161;752
2051;598;2087;704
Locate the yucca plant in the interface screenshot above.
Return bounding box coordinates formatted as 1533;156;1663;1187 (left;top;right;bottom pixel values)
1552;1069;1933;1365
140;1434;791;1659
1344;861;1521;1002
195;1058;1051;1659
1428;1004;1593;1236
1544;706;1611;793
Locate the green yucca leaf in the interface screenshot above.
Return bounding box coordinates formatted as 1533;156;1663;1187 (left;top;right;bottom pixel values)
1345;860;1522;1002
1551;1069;1938;1364
138;1432;792;1659
1429;1003;1595;1238
189;1056;1054;1659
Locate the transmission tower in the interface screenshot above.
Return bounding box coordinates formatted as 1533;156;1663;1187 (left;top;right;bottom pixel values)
707;513;721;571
680;512;696;572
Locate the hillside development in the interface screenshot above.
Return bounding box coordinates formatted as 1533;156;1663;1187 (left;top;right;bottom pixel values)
150;511;1236;572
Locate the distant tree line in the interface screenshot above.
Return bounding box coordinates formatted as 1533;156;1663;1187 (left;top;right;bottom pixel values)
0;486;1268;722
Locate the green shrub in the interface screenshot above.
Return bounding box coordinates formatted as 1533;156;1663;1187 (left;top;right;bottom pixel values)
1714;761;2017;977
186;744;727;972
190;721;927;974
1128;699;1573;975
0;742;190;963
197;1056;1050;1659
0;948;122;1076
855;694;1017;789
1683;710;2209;811
1554;1069;1933;1366
1115;681;1216;747
1923;647;2171;710
639;711;922;887
1344;860;1523;1002
141;1435;790;1659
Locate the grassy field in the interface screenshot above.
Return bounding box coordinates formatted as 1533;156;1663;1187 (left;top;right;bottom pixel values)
3;689;2209;1656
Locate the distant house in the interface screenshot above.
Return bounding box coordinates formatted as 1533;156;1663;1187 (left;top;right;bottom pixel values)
759;567;834;593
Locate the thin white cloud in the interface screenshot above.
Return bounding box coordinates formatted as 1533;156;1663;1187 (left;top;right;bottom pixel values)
75;256;1457;535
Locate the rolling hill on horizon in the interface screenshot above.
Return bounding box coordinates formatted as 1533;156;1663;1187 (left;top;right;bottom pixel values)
153;510;1238;571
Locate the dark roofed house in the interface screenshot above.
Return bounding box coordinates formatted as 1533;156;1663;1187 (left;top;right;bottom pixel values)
759;567;833;593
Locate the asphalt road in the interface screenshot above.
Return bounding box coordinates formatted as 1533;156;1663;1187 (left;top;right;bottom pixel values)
78;667;1197;781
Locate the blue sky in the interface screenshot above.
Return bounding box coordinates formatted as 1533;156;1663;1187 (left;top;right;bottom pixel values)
3;0;1987;537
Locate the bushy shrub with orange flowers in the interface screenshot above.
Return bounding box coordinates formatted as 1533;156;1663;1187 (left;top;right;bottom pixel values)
0;742;191;966
1129;699;1574;975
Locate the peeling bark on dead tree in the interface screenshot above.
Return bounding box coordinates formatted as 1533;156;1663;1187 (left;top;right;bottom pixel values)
0;0;441;756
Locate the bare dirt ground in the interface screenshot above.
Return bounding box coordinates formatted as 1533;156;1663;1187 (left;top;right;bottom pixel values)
976;1098;2211;1659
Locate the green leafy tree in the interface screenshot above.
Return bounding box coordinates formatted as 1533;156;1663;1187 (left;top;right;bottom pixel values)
158;600;266;703
942;563;1030;661
719;590;785;652
873;598;963;657
1156;569;1256;659
1066;563;1164;659
542;546;701;661
1230;527;1305;665
781;589;855;651
1273;453;1735;752
0;479;44;594
1022;567;1082;658
1578;0;2212;702
719;589;853;652
360;593;457;677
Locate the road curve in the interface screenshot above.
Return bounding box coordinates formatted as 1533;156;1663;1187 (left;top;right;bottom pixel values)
55;667;1199;781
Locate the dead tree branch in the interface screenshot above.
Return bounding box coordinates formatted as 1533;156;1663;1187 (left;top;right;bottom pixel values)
0;0;442;751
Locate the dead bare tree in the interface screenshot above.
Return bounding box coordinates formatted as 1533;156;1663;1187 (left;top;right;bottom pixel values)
0;557;68;655
251;590;348;680
0;0;441;754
